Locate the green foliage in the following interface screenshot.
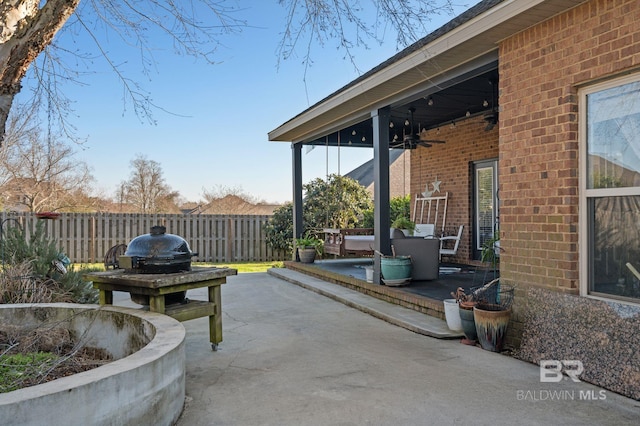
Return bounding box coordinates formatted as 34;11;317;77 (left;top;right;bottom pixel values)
0;221;98;304
303;174;373;230
390;194;411;223
361;194;411;228
58;267;101;304
265;174;373;253
391;216;415;234
0;352;59;393
265;202;294;253
481;232;501;267
1;221;58;277
295;234;324;255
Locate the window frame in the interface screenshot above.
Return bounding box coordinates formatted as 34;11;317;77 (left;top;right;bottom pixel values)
579;72;640;305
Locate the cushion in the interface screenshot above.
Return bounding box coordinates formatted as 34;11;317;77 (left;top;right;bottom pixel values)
414;224;435;238
391;228;405;239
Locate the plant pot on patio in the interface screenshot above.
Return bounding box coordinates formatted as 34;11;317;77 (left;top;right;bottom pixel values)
380;255;412;286
458;301;478;345
295;235;323;264
443;299;463;332
471;279;514;352
474;306;511;352
297;247;317;263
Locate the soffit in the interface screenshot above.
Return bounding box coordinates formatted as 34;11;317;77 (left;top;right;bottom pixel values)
268;0;586;143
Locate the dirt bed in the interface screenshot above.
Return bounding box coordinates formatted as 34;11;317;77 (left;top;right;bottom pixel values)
0;325;112;392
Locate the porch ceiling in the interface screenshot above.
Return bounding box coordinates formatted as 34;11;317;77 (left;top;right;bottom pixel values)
268;0;587;146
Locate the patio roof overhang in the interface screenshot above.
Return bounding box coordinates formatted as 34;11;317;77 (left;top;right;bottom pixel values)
268;0;586;146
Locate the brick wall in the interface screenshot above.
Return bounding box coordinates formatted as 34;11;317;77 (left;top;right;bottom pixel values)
499;0;640;345
410;116;499;262
389;151;412;199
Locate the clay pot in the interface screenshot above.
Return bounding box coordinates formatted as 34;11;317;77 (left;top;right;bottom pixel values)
473;306;511;352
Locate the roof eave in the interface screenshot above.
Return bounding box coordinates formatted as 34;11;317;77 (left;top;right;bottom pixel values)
268;0;586;143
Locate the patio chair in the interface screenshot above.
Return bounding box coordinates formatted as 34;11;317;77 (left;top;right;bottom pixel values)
414;223;435;238
439;225;464;260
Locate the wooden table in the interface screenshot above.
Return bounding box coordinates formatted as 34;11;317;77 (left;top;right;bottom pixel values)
86;267;237;350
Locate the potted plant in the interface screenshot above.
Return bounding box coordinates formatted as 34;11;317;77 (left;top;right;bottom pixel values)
295;234;323;263
391;217;416;236
451;287;477;345
443;287;463;332
480;231;501;266
377;246;412;286
472;279;514;352
479;231;501;282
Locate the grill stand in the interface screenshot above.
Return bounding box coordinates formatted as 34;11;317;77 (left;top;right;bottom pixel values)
86;267;237;351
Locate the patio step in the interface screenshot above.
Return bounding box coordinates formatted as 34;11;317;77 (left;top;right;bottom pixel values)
268;267;464;339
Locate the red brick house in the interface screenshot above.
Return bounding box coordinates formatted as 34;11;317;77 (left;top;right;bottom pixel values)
270;0;640;399
345;150;411;199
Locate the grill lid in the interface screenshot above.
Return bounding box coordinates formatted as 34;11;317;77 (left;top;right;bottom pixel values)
120;225;198;273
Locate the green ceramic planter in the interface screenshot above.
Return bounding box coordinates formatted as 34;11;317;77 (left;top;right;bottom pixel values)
380;256;412;281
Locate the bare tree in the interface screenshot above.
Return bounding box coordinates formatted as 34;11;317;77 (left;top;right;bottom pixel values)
277;0;455;75
0;1;454;144
202;184;260;204
0;106;94;212
120;154;178;213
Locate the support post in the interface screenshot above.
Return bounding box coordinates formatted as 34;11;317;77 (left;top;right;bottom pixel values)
292;142;304;260
372;107;391;284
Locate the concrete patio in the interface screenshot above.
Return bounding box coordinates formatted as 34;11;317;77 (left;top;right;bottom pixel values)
115;271;639;425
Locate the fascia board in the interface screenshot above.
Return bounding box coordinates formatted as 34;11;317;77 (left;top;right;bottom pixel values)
269;0;582;143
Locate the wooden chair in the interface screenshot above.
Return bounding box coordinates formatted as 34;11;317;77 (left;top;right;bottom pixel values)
439;225;464;260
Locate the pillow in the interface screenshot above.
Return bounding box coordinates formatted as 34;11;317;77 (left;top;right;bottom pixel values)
414;224;435;238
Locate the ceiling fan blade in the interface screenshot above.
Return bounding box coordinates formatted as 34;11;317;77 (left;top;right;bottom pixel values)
420;139;446;144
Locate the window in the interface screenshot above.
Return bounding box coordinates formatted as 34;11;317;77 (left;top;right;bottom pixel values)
580;75;640;304
473;159;498;260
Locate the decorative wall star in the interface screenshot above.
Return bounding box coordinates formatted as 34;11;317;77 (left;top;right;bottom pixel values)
431;177;442;193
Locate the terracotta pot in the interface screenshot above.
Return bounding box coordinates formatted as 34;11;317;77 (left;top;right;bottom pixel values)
473;307;511;352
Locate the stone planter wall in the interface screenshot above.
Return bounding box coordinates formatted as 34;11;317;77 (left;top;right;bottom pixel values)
0;304;186;425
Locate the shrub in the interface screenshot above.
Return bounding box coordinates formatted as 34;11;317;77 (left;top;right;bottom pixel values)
0;222;98;304
265;174;373;254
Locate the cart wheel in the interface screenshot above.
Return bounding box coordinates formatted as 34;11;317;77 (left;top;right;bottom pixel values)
211;343;218;351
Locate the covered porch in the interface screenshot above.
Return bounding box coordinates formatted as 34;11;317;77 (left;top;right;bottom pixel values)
268;1;520;284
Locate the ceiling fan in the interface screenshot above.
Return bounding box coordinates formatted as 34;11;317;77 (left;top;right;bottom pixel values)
391;107;446;149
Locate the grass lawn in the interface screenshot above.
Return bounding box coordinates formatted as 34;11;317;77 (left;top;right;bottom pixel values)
74;261;284;274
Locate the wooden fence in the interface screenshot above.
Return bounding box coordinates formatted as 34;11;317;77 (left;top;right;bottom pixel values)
0;213;286;264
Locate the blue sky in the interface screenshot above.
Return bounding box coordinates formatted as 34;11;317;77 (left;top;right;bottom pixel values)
15;1;478;204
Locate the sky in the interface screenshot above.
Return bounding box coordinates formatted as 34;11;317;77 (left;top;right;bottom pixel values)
14;1;479;205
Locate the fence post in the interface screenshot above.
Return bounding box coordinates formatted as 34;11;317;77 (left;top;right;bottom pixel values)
226;217;233;263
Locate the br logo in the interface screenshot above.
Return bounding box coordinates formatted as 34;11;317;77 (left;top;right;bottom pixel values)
540;360;584;383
